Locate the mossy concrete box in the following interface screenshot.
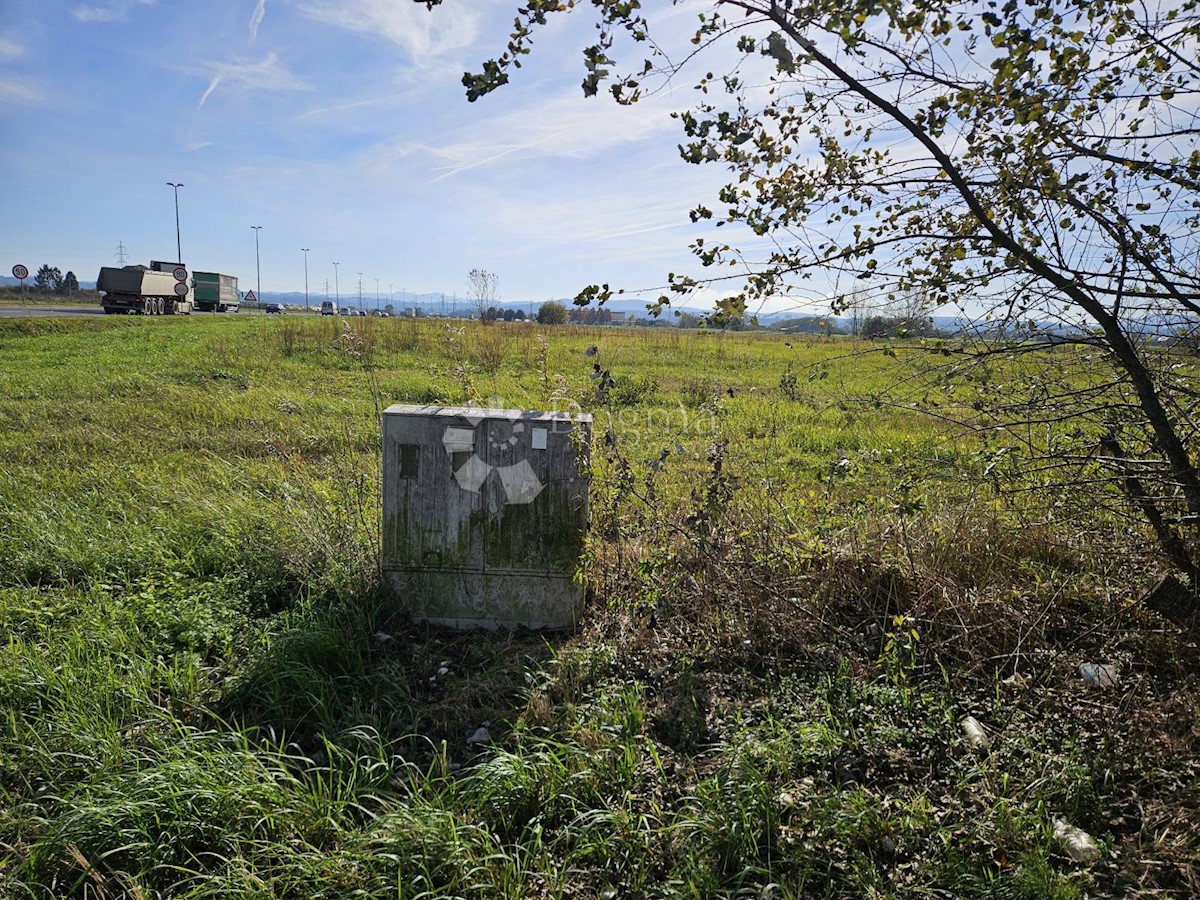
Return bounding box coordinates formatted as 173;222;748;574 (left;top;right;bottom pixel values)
382;405;591;629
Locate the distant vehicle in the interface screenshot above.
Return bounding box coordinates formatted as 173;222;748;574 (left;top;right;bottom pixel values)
341;307;365;317
372;309;390;317
320;300;336;316
97;261;194;315
265;303;283;315
192;271;240;312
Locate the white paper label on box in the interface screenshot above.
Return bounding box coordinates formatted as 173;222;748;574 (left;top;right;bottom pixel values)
532;428;548;450
443;426;476;450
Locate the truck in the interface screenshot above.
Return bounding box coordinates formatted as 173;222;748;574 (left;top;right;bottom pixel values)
192;271;240;313
97;261;194;315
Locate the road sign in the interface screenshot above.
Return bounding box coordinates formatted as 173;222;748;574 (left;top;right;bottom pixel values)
173;282;189;297
243;289;258;303
172;266;188;282
12;264;28;280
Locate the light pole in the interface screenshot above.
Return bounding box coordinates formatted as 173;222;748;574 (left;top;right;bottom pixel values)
357;272;363;306
251;226;262;304
374;277;380;311
301;248;310;308
167;182;184;263
332;262;340;307
389;283;394;311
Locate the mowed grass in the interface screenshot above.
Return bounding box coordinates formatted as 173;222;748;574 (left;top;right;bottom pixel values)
0;314;1197;898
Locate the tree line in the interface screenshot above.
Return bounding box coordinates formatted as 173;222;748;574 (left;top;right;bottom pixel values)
30;265;81;294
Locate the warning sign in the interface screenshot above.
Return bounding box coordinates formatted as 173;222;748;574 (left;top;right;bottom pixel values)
243;290;258;303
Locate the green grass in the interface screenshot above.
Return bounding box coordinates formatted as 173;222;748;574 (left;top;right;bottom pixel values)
0;315;1197;897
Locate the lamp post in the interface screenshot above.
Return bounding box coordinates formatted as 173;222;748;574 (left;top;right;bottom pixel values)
167;182;184;263
332;262;340;307
375;277;380;311
357;271;363;306
251;226;262;304
301;248;310;308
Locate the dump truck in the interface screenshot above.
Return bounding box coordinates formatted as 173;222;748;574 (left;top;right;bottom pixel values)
192;271;240;312
97;261;194;315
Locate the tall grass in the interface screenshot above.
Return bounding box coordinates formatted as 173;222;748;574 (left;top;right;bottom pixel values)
0;316;1196;897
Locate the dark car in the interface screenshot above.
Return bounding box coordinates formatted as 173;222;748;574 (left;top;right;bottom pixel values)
265;303;283;315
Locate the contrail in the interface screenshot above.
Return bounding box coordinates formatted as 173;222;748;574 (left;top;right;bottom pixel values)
198;74;221;109
249;0;266;40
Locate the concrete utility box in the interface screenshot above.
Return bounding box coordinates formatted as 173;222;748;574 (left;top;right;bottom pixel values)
382;405;592;630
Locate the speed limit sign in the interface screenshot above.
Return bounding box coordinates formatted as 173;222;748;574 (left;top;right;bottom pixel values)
12;264;28;280
172;266;188;282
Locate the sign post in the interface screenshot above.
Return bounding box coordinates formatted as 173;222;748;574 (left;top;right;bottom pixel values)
11;264;28;303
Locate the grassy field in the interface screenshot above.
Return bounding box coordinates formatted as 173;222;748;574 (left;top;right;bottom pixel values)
0;314;1196;898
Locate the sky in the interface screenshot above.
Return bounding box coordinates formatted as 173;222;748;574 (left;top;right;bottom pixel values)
0;0;765;311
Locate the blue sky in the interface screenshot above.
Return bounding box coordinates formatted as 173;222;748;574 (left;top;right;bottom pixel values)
0;0;757;308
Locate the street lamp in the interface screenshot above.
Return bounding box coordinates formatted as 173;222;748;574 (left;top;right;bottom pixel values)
301;248;310;308
375;277;380;310
332;262;340;306
251;226;262;303
166;182;184;263
357;271;363;306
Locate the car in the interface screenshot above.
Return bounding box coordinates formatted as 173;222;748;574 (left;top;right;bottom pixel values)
372;309;391;317
265;303;283;315
320;300;336;316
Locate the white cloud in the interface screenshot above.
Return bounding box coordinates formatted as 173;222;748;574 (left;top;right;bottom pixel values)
249;0;267;41
0;37;24;61
298;0;480;64
0;78;44;104
365;87;685;179
197;52;310;110
72;0;155;23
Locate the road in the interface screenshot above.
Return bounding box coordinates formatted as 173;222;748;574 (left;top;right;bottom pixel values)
0;306;250;319
0;305;107;318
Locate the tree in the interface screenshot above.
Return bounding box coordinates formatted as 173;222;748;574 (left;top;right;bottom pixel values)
424;0;1200;589
537;301;568;325
61;271;79;294
34;265;62;293
466;268;500;324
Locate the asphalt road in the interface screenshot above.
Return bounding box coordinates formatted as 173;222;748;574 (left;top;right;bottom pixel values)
0;305;107;318
0;306;242;318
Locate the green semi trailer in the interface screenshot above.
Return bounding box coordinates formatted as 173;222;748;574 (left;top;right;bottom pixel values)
192;271;240;312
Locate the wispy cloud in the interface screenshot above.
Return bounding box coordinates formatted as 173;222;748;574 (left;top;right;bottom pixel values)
297;94;398;120
72;0;155;23
197;52;309;110
367;88;685;179
298;0;480;64
0;78;44;104
0;37;24;61
249;0;267;41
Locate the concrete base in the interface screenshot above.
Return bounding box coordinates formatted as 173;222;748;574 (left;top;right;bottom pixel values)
385;566;583;631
